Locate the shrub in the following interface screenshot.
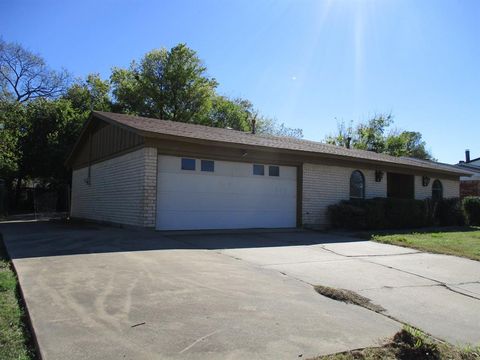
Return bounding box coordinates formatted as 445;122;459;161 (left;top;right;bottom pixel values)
327;197;466;230
328;201;367;229
463;197;480;226
328;198;430;230
434;198;465;226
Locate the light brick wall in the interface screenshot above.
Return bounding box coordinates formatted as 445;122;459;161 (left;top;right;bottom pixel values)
71;147;158;227
302;164;387;227
414;176;460;199
302;164;460;228
142;147;158;227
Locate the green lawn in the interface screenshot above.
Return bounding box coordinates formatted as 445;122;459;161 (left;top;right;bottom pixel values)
0;236;35;360
371;227;480;261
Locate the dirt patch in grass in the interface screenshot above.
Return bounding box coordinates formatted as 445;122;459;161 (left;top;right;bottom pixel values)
314;285;385;313
312;326;480;360
0;234;37;360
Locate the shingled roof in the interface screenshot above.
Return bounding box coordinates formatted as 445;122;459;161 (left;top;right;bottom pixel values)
91;111;470;176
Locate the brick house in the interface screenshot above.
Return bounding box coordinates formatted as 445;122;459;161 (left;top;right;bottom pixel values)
456;150;480;197
65;111;469;230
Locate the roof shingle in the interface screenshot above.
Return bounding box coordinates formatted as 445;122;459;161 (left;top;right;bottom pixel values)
93;111;470;176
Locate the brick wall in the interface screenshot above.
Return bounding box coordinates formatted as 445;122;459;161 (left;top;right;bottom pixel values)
302;163;460;228
302;164;387;227
71;147;158;227
460;180;480;197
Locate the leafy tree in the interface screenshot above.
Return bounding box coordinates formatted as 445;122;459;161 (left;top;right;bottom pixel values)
0;39;69;102
111;44;218;122
20;99;84;183
208;96;252;131
325;114;433;160
256;116;303;138
110;43;303;137
354;114;393;152
65;73;112;113
385;131;433;160
322;119;354;148
0;100;26;180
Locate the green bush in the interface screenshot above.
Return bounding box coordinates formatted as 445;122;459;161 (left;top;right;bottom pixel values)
463;197;480;226
328;198;431;230
434;198;465;226
327;197;465;230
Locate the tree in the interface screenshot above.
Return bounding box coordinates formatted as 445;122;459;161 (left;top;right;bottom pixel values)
65;73;112;113
111;44;218;122
208;96;252;131
0;100;26;180
0;39;69;102
20;99;84;183
354;114;393;152
325;114;433;160
385;131;433;160
256;116;303;138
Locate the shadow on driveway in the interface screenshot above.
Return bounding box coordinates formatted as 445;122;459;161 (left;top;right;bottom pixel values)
0;220;360;260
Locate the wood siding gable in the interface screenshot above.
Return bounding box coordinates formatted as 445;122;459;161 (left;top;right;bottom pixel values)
68;117;144;169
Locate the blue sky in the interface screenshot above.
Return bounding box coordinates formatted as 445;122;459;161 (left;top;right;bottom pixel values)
1;0;479;164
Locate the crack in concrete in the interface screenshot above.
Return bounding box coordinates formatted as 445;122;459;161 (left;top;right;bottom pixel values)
358;258;480;301
316;242;480;302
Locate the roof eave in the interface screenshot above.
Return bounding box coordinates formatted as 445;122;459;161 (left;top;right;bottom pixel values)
141;132;467;177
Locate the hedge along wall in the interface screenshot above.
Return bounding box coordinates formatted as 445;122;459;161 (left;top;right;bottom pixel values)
303;164;387;228
327;197;466;230
302;162;460;228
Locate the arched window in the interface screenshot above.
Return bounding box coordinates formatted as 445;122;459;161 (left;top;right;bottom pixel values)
350;170;365;199
432;180;443;200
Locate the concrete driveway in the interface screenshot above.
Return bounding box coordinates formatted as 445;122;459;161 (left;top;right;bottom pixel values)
1;222;479;359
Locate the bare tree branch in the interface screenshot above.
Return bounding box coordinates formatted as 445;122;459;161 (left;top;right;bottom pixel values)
0;38;70;102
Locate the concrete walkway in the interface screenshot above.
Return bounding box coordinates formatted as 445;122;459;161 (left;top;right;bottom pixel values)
0;222;400;360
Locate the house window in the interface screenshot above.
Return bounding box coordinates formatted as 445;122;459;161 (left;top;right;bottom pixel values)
181;158;196;170
350;170;365;199
269;165;280;177
432;180;443;200
253;164;264;175
201;160;215;172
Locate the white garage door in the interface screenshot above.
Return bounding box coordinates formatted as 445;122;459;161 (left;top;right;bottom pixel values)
156;155;297;230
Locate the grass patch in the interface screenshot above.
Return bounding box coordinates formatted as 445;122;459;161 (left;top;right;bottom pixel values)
312;326;480;360
0;235;36;360
370;227;480;261
314;285;385;313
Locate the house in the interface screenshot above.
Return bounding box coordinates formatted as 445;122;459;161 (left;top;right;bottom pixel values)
65;111;470;230
456;150;480;197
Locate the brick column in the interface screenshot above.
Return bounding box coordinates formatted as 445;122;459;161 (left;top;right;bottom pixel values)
142;147;158;228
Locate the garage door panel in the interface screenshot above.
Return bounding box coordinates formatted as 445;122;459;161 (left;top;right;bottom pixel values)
157;190;296;212
156;155;297;230
157;209;296;230
158;173;296;196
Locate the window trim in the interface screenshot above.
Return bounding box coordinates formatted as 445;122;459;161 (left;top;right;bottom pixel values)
350;170;366;199
201;159;215;172
181;158;196;171
253;164;265;176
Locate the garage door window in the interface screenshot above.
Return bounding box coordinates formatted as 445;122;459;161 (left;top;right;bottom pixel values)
253;164;264;175
201;160;215;172
269;166;280;177
181;158;196;170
